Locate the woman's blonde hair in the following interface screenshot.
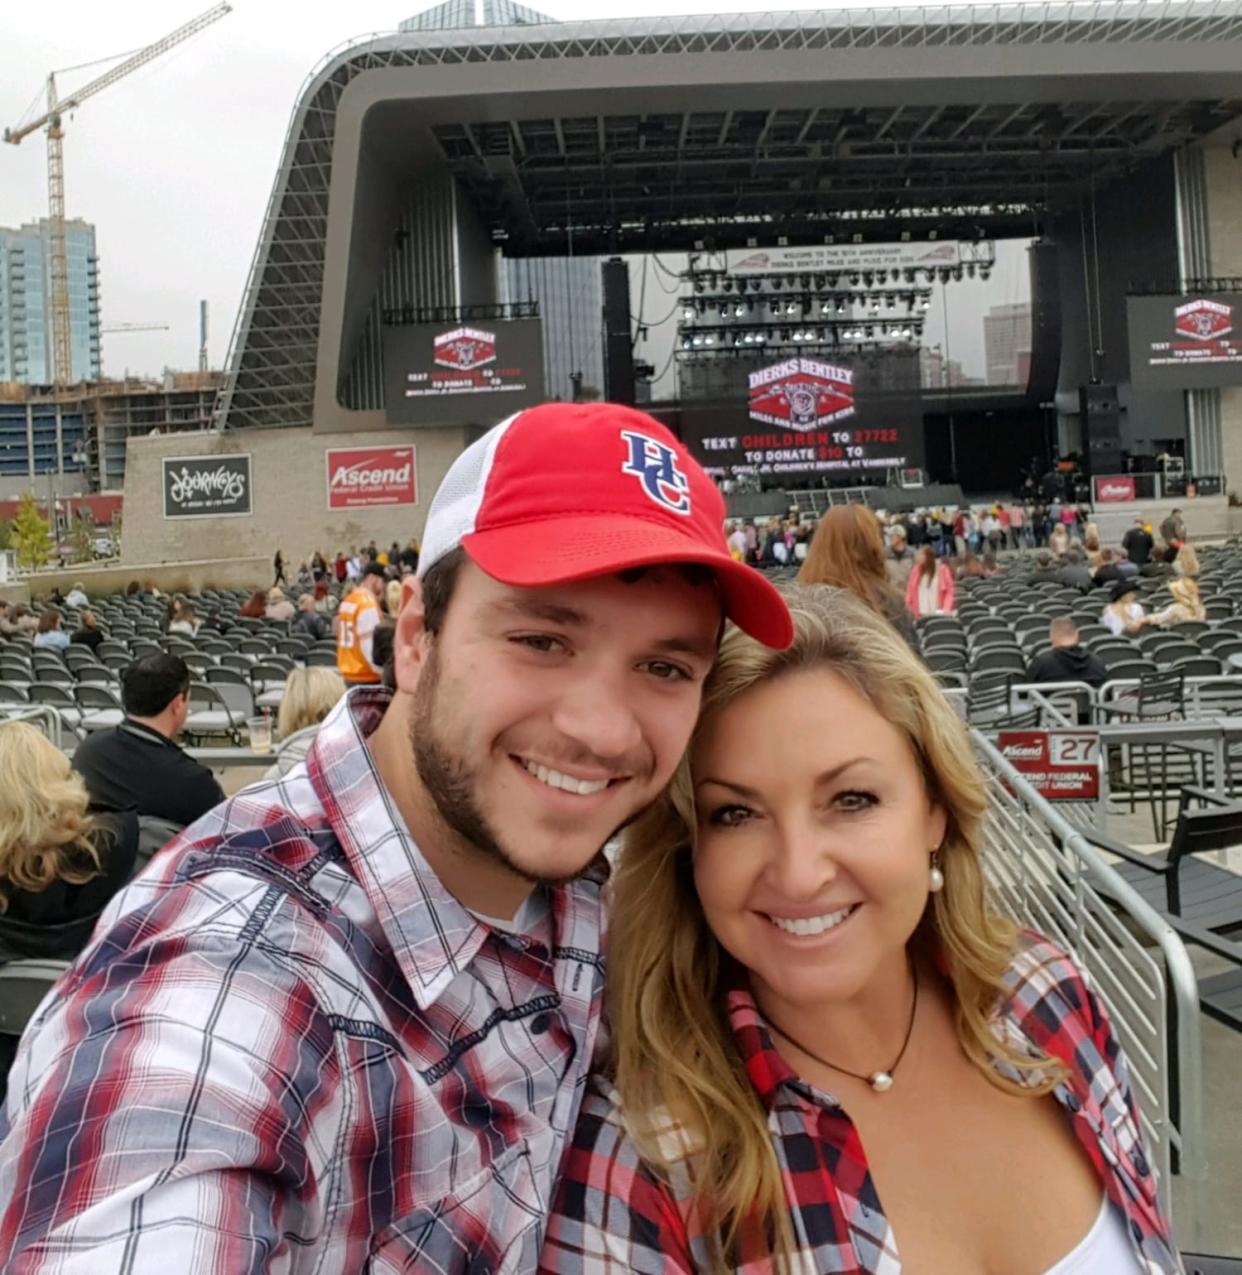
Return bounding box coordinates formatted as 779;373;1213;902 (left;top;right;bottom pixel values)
1175;543;1201;578
0;723;100;911
1169;576;1203;614
277;666;346;739
385;578;402;618
610;586;1064;1269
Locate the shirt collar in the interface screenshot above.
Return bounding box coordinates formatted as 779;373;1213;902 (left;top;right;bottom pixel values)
306;687;491;1010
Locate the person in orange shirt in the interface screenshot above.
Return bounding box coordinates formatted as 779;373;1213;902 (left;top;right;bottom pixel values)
335;562;386;685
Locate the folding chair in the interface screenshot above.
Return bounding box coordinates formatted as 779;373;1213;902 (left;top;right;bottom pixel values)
74;683;125;732
205;666;256;720
184;681;243;745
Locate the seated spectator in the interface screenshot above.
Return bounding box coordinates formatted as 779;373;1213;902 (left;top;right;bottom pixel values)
1054;548;1092;593
125;580;143;597
70;609;104;652
1114;549;1140;579
72;654;224;830
312;579;335;614
295;562;314;594
1145;576;1205;628
32;611;70;651
291;594;329;642
265;587;295;622
956;549;985;580
1025;550;1060;584
1047;523;1070;557
1091;548;1126;588
264;667;346;780
64;582;88;609
238;589;267;619
1025;617;1107;688
1102;580;1146;636
1083;524;1103;568
904;544;956;619
10;606;38;635
979;550;1000;576
167;600;200;637
1174;543;1200;578
0;722;139;967
0;602;16;636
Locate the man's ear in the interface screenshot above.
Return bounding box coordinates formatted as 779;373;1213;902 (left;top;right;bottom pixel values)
392;575;431;692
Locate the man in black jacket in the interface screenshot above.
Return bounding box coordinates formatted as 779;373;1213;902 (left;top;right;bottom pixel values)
1026;617;1107;689
72;654;224;829
1122;518;1153;567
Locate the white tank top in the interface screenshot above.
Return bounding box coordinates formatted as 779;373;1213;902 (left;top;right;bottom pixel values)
1042;1195;1140;1274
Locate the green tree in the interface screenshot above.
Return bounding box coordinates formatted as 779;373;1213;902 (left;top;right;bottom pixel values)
0;520;11;552
10;492;52;570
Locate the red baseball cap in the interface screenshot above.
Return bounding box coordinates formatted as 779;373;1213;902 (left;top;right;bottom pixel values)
417;402;792;649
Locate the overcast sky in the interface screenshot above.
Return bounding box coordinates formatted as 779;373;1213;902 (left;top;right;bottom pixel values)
0;1;1028;384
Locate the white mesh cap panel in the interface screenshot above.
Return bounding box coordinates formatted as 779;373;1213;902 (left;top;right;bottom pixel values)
416;412;521;577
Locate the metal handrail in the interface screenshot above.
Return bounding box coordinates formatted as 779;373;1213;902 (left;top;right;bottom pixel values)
0;704;64;749
972;730;1206;1246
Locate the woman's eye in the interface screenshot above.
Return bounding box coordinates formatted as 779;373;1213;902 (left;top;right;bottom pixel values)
707;804;753;828
836;790;878;813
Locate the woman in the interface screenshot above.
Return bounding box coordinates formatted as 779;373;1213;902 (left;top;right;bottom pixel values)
1145;576;1205;628
32;611;70;651
167;599;200;637
265;587;295;622
238;589;267;619
64;582;88;609
0;723;138;967
1083;523;1103;568
542;587;1176;1273
70;609;104;652
384;578;403;619
1173;543;1200;579
904;544;955;619
264;667;346;780
1103;580;1147;636
799;506;916;649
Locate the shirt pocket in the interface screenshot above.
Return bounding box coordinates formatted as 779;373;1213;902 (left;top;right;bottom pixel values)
368;1139;543;1274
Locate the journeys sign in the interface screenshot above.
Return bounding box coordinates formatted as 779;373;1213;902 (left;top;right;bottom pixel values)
680;354;923;481
162;454;252;519
1128;293;1242;389
383;319;545;426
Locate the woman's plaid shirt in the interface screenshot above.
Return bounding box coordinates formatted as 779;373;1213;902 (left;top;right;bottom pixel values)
0;688;607;1274
540;934;1181;1274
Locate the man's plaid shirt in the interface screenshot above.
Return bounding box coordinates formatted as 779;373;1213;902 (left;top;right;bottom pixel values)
0;688;606;1273
540;934;1181;1274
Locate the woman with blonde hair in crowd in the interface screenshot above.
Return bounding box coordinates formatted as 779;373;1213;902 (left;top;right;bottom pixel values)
1145;576;1205;628
798;505;914;646
1083;522;1103;568
904;544;955;619
542;586;1176;1273
264;666;347;779
0;723;138;967
1174;543;1201;578
384;577;403;619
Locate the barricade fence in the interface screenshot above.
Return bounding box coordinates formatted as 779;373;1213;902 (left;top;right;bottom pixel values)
972;732;1206;1245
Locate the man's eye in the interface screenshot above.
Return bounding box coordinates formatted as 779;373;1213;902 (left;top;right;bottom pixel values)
512;634;564;654
641;660;692;682
707;804;753;827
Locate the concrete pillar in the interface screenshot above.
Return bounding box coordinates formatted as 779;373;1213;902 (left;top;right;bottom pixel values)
1198;126;1242;495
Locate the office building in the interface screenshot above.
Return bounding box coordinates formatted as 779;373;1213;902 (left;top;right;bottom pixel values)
983;301;1032;386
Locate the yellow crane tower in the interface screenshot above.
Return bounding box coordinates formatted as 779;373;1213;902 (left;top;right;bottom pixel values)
3;3;231;387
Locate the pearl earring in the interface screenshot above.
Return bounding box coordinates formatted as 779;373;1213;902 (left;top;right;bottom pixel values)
929;850;945;893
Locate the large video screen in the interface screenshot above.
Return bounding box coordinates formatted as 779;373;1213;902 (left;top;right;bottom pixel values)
679;352;924;482
1127;294;1242;389
383;319;545;426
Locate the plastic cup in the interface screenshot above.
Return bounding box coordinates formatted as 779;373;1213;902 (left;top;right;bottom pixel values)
247;715;272;754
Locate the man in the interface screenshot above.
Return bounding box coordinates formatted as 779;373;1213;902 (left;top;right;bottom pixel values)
335;560;386;685
291;592;329;642
1159;507;1186;553
1054;547;1092;593
1122;516;1154;568
1026;616;1107;689
0;402;791;1271
71;653;224;829
1025;550;1061;585
1091;548;1129;589
886;527;914;586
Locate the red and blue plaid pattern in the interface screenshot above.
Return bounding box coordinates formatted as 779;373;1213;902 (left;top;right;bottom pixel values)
540;933;1181;1273
0;688;606;1273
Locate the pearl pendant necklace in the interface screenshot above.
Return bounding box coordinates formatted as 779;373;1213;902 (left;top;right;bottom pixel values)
765;963;919;1095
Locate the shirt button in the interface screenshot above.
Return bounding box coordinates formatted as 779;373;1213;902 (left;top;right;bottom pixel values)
530;1013;551;1035
1132;1151;1150;1178
1129;1218;1143;1244
1064;1092;1082;1113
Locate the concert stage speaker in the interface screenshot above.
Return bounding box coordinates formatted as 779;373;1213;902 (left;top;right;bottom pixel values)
1025;240;1062;404
1080;383;1124;477
602;257;636;405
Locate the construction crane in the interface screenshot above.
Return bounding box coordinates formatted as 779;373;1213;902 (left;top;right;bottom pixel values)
3;4;231;387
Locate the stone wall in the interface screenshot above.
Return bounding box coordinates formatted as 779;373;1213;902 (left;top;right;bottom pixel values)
120;425;471;567
19;557;270;602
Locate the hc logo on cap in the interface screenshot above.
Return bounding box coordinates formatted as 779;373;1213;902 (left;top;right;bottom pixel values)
620;430;692;517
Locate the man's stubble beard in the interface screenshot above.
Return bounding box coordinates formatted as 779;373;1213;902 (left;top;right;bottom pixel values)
409;640;636;888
